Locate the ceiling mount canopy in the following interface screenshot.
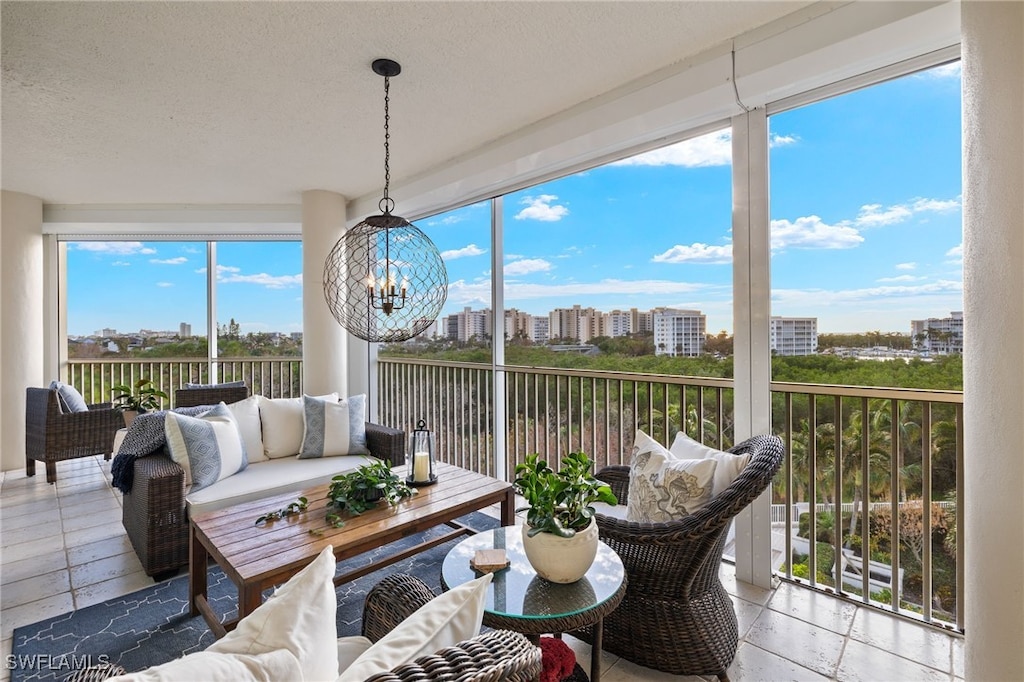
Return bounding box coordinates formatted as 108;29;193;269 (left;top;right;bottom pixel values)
323;58;448;343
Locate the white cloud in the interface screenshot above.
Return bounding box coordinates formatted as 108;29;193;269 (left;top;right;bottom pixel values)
505;258;553;276
440;244;485;260
150;257;188;265
515;194;569;222
855;196;960;227
770;215;864;250
112;261;130;267
611;130;797;168
876;274;926;283
156;282;174;288
218;272;302;289
446;277;712;306
773;279;962;305
896;262;917;270
946;243;963;258
652;243;732;264
921;62;961;79
71;241;156;255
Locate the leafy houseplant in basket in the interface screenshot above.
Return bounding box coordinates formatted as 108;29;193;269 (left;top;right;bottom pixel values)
325;458;416;528
513;451;617;583
111;378;169;428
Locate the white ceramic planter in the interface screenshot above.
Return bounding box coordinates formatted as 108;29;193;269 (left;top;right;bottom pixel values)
521;517;598;583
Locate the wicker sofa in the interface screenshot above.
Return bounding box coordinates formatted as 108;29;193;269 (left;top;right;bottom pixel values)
121;386;405;577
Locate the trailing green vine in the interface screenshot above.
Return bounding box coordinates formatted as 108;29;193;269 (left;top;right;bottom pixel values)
254;496;308;526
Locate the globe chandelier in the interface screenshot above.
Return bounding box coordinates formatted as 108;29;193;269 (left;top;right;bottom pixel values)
323;58;448;343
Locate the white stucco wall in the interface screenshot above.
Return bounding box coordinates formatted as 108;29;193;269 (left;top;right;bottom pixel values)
1;191;44;473
301;190;348;396
962;2;1024;679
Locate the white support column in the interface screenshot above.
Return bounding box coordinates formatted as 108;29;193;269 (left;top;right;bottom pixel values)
207;242;218;379
731;108;774;588
45;235;63;381
302;190;348;396
962;2;1024;680
490;198;506;482
1;191;44;473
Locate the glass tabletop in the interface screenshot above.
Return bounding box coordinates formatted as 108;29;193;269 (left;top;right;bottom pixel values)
441;526;625;621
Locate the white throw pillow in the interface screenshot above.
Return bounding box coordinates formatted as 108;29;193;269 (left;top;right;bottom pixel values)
107;649;302;682
165;403;248;491
627;429;717;522
298;394;369;459
337;573;493;682
670;432;751;497
260;393;338;459
50;379;89;412
228;395;267;464
207;545;339;682
336;636;373;673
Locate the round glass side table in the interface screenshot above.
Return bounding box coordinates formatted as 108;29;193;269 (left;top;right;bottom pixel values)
441;526;626;682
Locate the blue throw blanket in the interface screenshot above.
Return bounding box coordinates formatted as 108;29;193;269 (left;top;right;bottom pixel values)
110;406;211;494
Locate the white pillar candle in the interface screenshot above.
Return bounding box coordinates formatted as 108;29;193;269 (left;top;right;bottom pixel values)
413;451;430;482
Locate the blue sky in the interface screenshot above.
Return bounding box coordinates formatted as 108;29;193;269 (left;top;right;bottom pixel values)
68;63;962;338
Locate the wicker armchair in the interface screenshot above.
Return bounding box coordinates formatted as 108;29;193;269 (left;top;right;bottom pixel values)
362;573;543;682
25;387;124;484
578;434;784;680
174;384;249;408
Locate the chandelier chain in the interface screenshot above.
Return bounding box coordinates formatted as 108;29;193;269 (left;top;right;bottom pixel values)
382;74;392;210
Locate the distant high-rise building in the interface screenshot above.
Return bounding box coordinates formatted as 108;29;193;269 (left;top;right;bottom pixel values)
179;322;192;338
653;308;706;357
603;310;633;338
911;311;964;354
97;328;117;337
505;308;533;341
452;307;490;342
549;305;601;343
530;316;550;344
770;317;818;356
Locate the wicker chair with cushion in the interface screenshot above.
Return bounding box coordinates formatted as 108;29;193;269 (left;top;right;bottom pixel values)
580;433;784;680
361;573;543;682
25;387;124;484
174;383;249;408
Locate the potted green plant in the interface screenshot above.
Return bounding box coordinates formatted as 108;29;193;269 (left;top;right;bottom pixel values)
111;378;169;428
513;451;617;583
325;458;416;528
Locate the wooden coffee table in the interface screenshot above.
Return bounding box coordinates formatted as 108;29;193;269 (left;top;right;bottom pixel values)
188;462;514;637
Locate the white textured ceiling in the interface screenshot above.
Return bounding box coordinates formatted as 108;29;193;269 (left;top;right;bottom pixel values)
2;1;810;206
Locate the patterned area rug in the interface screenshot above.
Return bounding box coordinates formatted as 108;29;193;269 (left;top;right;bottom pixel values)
9;512;499;682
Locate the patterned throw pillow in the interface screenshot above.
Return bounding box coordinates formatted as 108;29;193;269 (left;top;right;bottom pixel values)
627;429;718;523
298;394;370;458
165;403;248;492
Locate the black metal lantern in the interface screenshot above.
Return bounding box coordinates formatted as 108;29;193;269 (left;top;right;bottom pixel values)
323;58;448;343
407;419;437;486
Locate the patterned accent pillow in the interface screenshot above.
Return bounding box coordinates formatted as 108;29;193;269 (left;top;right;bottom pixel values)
298;394;370;458
670;431;751;497
627;429;718;523
49;380;89;412
165;403;248;492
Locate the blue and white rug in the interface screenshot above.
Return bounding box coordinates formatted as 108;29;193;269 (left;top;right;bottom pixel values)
8;512;499;682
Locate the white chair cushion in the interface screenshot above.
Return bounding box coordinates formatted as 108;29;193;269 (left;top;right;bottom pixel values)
298;394;370;459
260;393;338;459
207;545;339;682
106;650;302;682
336;637;372;673
165;403;248;492
670;431;751;497
337;573;493;682
627;429;717;522
186;455;368;515
228;395;267;464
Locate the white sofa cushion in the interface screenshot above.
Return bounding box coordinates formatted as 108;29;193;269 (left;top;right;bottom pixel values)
207;545;339;682
627;429;717;522
186;455;368;515
260;394;338;459
670;431;751;497
299;394;370;459
228;395;267;464
337;573;493;682
107;650;302;682
165;404;248;492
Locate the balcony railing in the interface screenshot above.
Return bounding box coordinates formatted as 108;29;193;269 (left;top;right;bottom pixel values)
65;355;964;632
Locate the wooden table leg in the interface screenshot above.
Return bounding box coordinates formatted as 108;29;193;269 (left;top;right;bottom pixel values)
500;487;515;525
591;618;604;682
238;583;263;623
188;523;207;618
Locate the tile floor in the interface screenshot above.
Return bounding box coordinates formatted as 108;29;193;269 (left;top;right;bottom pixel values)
1;455;964;681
